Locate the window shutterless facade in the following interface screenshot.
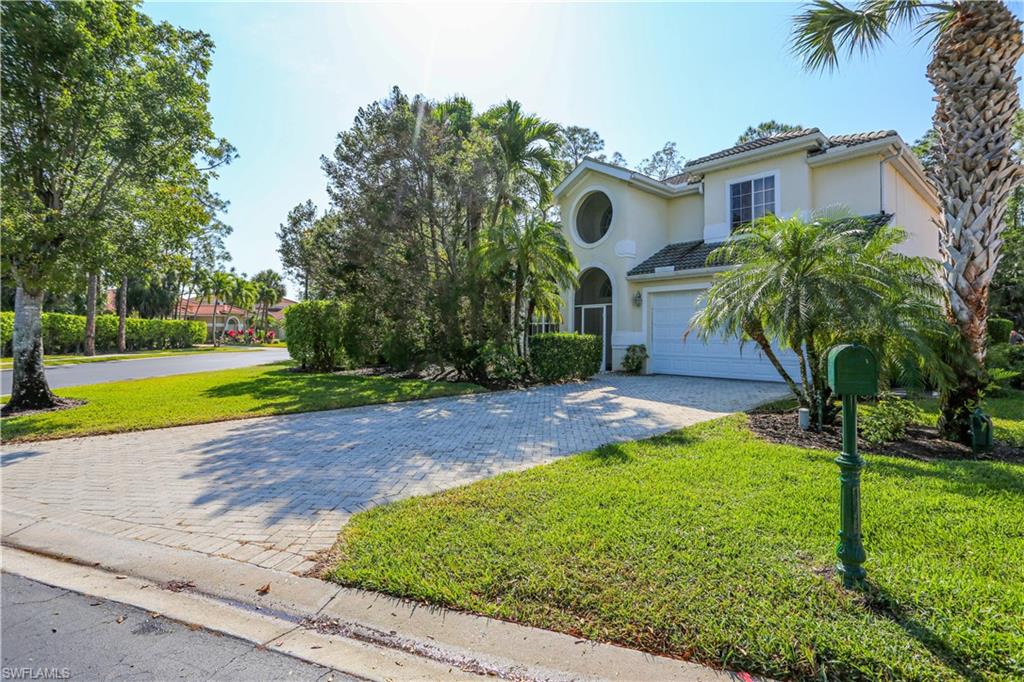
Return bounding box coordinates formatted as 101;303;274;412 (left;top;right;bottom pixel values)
730;174;775;229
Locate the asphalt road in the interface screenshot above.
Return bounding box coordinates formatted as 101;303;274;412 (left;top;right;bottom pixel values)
1;348;291;394
0;572;350;681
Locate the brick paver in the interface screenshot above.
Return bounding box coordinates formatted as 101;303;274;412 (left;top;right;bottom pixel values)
1;374;786;573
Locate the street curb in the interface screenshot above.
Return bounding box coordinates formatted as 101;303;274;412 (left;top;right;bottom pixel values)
2;511;759;681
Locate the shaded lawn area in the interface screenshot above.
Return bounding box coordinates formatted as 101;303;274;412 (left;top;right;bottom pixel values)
325;416;1023;681
2;362;483;442
0;345;259;369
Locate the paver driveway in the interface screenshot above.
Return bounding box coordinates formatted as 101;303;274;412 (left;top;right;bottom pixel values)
1;374;787;574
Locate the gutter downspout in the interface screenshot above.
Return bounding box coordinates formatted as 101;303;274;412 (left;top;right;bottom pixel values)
879;146;900;214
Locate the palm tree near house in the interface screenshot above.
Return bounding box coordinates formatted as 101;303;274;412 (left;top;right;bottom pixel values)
251;269;286;333
228;276;258;336
208;270;234;346
481;212;578;356
481;100;563;226
791;1;1023;442
691;214;945;427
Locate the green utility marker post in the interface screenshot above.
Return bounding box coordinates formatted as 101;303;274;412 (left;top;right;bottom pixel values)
826;344;878;588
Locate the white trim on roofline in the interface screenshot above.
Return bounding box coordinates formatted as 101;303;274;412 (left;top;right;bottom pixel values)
683;132;829;174
805;136;939;207
553;158;701;200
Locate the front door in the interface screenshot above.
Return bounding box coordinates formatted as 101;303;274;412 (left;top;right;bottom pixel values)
580;304;608;371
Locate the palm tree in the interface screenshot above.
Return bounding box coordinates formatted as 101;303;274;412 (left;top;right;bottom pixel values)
251;269;286;331
691;213;945;427
208;270;233;347
481;211;578;356
480;100;563;227
791;1;1023;442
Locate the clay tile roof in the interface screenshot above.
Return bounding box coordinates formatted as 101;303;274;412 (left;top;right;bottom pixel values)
824;130;897;148
627;240;722;276
684;128;821;168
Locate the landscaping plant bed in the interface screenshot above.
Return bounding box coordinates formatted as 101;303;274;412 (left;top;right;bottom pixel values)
748;411;1024;464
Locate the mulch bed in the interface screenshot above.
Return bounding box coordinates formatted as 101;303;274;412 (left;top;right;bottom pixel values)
748;411;1024;465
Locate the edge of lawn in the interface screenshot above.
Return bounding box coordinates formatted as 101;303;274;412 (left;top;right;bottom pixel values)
1;362;487;443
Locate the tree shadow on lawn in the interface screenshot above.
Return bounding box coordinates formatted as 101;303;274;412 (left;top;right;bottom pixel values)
199;366;471;414
860;581;986;681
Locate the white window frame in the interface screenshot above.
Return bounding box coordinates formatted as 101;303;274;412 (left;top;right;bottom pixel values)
726;170;780;231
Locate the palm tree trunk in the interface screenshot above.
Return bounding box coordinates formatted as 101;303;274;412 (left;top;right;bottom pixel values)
746;323;803;402
928;2;1024;443
212;299;219;347
117;274;128;353
3;286;57;413
84;272;98;356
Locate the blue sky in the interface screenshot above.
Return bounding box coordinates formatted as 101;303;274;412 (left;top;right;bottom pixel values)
143;1;1021;296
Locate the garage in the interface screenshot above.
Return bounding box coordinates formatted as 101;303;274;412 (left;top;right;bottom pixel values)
647;289;799;382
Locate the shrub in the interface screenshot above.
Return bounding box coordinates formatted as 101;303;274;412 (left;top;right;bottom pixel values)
861;394;923;445
529;333;602;383
42;313;86;353
622;344;648;373
1;311;13;356
285;300;347;372
988;317;1013;344
988;343;1024;389
476;341;526;385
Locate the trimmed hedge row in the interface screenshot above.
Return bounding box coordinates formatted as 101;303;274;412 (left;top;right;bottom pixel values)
284;300;347;372
529;332;602;382
988;317;1013;344
0;311;206;355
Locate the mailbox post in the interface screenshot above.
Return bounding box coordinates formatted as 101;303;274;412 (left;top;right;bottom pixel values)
826;344;878;588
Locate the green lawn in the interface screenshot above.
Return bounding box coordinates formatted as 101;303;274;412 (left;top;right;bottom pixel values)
0;346;260;369
2;363;482;442
326;415;1023;681
914;388;1024;447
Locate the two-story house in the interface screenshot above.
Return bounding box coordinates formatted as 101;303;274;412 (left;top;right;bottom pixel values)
553;128;940;381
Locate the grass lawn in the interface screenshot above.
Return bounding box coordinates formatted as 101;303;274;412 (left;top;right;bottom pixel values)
914;388;1024;447
0;346;260;369
2;362;482;442
325;415;1023;680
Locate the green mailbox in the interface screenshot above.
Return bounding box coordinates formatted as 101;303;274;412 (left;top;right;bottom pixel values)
827;343;878;589
828;344;878;397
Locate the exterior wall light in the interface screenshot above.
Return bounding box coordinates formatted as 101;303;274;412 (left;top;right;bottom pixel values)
633;292;642;307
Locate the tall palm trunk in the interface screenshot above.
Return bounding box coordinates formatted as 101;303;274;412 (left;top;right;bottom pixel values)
212;298;219;347
2;286;57;413
84;272;98;356
117;274;128;353
929;2;1023;442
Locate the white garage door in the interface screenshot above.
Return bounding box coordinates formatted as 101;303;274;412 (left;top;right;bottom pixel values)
648;289;798;382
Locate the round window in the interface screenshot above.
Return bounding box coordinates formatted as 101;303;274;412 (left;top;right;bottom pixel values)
575;191;613;244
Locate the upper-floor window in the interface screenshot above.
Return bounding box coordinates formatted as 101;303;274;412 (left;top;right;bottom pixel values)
730;174;775;229
576;191;613;244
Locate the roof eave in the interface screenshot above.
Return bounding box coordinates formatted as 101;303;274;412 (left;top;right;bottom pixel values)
684;132;829;175
806;136;940;206
554;158;701;200
626;264;734;282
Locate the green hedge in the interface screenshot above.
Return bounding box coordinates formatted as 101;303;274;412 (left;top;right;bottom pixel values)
285;300;347;372
0;311;13;356
988;317;1013;344
0;310;204;355
529;332;602;383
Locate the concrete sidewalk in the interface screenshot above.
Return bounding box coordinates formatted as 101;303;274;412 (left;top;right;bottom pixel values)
2;511;764;681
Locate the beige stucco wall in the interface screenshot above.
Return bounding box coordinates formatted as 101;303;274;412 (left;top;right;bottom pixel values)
811;154;881;216
885;165;941;260
701;150;812;240
667;193;704;243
